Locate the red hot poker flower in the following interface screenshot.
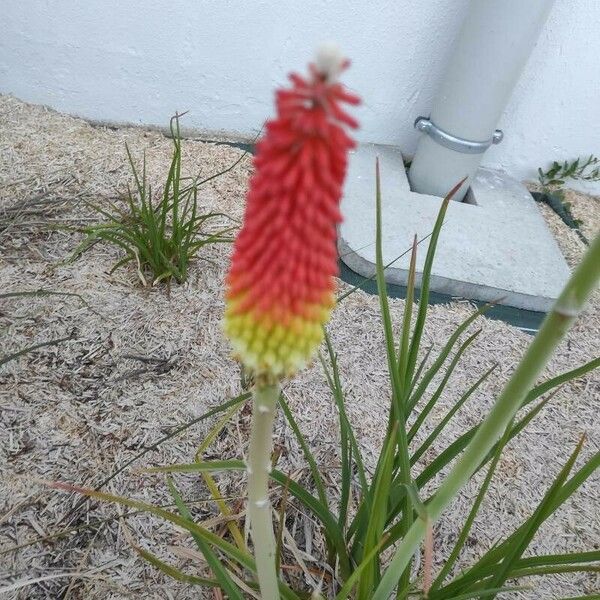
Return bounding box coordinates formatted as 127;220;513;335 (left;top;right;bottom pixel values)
224;45;360;378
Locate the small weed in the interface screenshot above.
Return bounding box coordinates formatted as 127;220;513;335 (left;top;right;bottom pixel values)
533;155;598;245
538;155;600;188
73;113;235;285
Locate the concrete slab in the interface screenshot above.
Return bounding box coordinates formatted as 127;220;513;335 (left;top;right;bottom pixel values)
338;144;571;312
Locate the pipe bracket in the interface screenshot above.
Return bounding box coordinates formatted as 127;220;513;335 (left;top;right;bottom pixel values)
414;117;503;154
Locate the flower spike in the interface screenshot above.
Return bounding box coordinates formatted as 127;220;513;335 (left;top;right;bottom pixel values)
224;45;360;379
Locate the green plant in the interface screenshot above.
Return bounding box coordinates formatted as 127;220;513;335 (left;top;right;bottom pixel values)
50;170;600;598
532;155;599;245
73;113;235;285
538;155;600;188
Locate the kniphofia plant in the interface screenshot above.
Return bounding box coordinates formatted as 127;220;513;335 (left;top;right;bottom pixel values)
223;44;360;599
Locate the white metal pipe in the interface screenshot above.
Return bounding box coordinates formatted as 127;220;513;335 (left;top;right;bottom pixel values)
408;0;556;201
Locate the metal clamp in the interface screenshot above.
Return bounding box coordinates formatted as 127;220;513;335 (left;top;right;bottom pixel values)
414;116;503;154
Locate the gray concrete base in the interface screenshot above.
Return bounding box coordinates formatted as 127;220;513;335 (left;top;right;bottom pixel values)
338;144;571;312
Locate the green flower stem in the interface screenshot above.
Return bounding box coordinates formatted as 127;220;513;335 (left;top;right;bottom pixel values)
248;382;281;600
373;233;600;600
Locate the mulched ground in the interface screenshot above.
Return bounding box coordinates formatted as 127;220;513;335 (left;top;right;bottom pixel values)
1;94;598;599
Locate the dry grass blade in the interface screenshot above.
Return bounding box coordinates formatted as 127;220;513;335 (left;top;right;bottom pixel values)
0;567;112;595
0;334;74;367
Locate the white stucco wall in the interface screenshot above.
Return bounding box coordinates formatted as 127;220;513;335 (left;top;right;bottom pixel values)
2;0;599;192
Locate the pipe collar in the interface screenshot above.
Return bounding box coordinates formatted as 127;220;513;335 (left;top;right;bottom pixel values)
414;116;503;154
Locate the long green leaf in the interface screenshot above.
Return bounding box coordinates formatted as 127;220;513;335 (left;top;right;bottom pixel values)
374;158;413;598
444;586;531;599
320;338;353;533
335;535;389;600
411;363;497;467
408;305;490;415
517;551;600;569
404;177;466;383
397;235;417;391
130;542;218;587
407;328;481;442
528;356;600;401
50;482;255;568
435;438;588;600
455;563;600;592
321;335;370;530
357;424;398;597
278;392;336;565
279;395;329;511
322;335;369;496
167;477;244;600
430;418;513;592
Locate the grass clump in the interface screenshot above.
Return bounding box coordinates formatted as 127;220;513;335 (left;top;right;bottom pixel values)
74;112;235;285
